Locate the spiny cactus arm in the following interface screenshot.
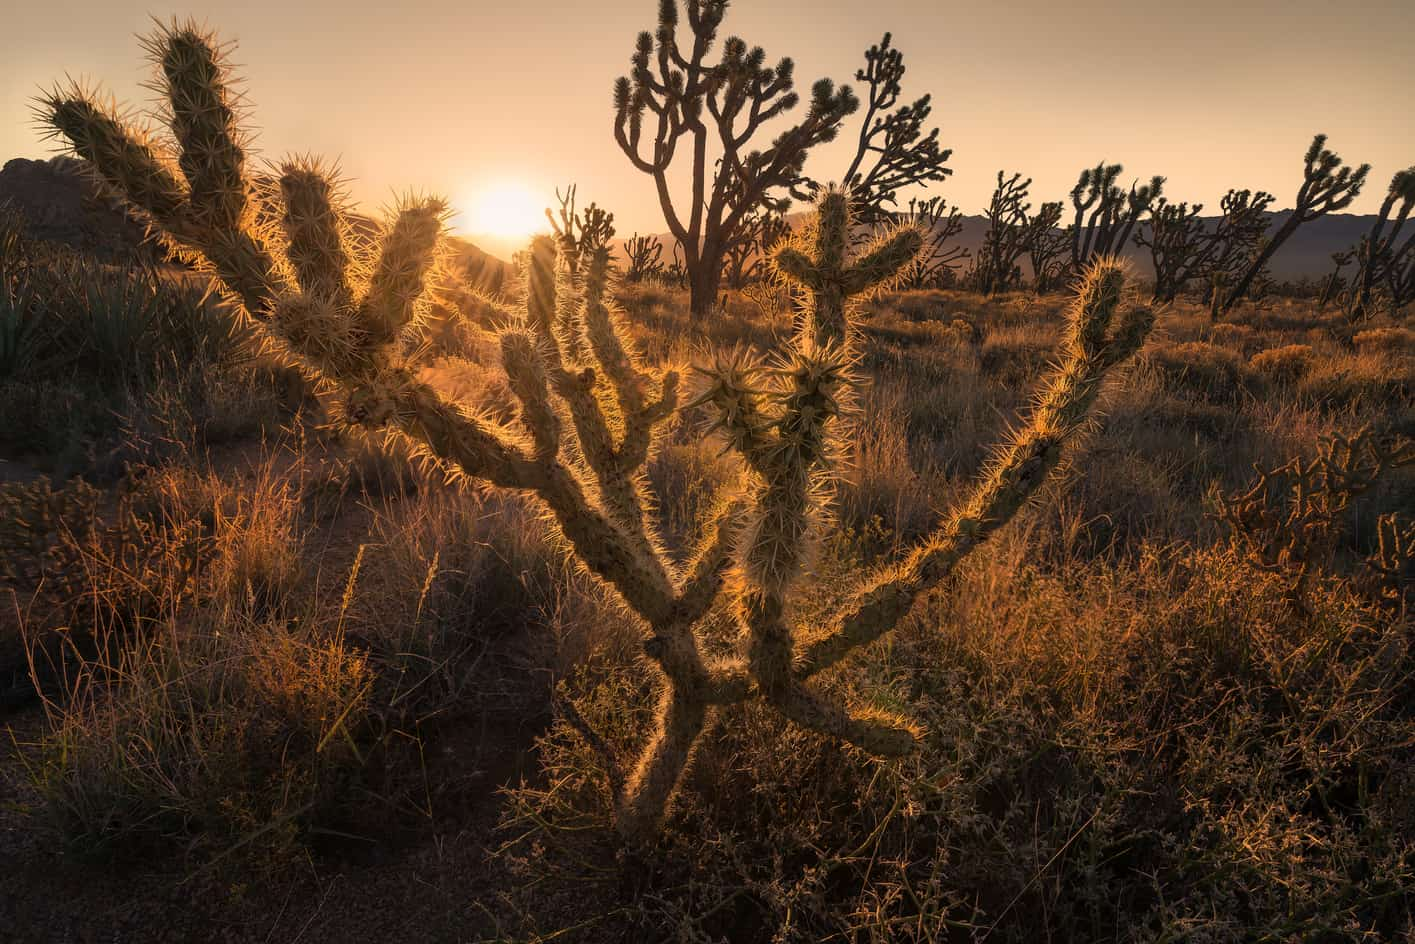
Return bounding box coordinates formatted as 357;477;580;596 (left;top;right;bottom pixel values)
501;330;562;460
43;95;189;230
552;255;589;366
615;682;708;843
152;24;247;232
687;353;775;473
524;236;560;348
356;199;445;352
768;189;923;349
278;161;353;302
841;225;926;296
672;493;745;626
742;590;916;753
618;372;679;470
580;249;649;416
43;91;282;319
734;348;915;756
796;261;1155;678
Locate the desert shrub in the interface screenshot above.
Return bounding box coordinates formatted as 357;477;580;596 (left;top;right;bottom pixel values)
883;289;951;322
27;615;372;869
1147;340;1256;403
1249;342;1317;386
1204;320;1258;354
1353;325;1415;354
1297;348;1413;411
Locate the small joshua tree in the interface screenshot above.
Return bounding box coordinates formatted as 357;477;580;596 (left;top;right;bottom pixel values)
896;195;968;290
973;171;1033;296
546;183;615;276
622;233;665;284
43;23;1156;844
723;205;792;288
1134;198;1210;302
1219;135;1369;316
1068;162;1164;273
1348;167;1415;321
1022;201;1068;293
1319;250;1354;310
613;0;857;319
830;32;953;225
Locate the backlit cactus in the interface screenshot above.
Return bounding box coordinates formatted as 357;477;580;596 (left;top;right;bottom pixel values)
40;24;1157;843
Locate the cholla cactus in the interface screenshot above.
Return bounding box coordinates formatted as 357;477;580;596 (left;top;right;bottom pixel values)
40;25;1157;843
1215;426;1415;612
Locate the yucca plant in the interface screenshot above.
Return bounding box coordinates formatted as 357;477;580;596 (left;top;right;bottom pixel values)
40;22;1156;842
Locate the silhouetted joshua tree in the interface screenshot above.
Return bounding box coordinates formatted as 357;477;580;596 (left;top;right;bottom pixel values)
547;183;615;276
1318;251;1354;310
1349;167;1415;321
1068;162;1164;273
724;205;792;287
973;171;1033;295
897;195;968;289
623;233;665;283
1219;134;1369;316
1135;198;1210;302
613;0;857;319
830;32;952;225
1205;188;1274;291
1022;201;1068;293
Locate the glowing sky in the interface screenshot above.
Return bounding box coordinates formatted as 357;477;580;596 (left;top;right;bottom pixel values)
4;0;1412;239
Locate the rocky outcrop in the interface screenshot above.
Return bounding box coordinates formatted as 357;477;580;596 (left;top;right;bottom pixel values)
0;156;160;262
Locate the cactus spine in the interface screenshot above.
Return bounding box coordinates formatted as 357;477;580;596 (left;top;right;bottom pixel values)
40;25;1157;844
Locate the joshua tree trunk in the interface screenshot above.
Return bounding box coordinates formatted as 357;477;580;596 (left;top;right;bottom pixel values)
689;249;723;318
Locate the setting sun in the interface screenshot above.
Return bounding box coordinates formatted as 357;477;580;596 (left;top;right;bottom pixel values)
454;181;547;240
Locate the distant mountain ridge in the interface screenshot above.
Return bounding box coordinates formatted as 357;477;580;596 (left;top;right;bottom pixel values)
622;209;1380;283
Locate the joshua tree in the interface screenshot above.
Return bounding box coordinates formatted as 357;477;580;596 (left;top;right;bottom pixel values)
1134;198;1211;302
613;0;857;319
1348;167;1415;321
546;184;615;277
1219;135;1369;316
896;195;968;289
723;205;792;288
973;171;1033;295
43;23;1156;844
1389;239;1415;313
1318;251;1354;310
622;233;665;284
830;32;952;225
1022;201;1068;293
1204;188;1275;296
1068;162;1164;273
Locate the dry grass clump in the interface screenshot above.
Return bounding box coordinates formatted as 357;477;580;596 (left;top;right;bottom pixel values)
1353;325;1415;354
1249;342;1318;386
1205;320;1259;354
1147;339;1257;403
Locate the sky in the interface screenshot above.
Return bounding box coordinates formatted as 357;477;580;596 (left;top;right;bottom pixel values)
4;0;1413;248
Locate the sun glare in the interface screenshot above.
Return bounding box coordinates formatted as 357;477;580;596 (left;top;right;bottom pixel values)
455;182;548;239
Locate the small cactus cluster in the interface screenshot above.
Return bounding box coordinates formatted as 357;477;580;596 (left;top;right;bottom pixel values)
1215;426;1415;612
40;23;1157;843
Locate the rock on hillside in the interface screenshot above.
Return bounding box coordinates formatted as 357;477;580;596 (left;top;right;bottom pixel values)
0;156;158;262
